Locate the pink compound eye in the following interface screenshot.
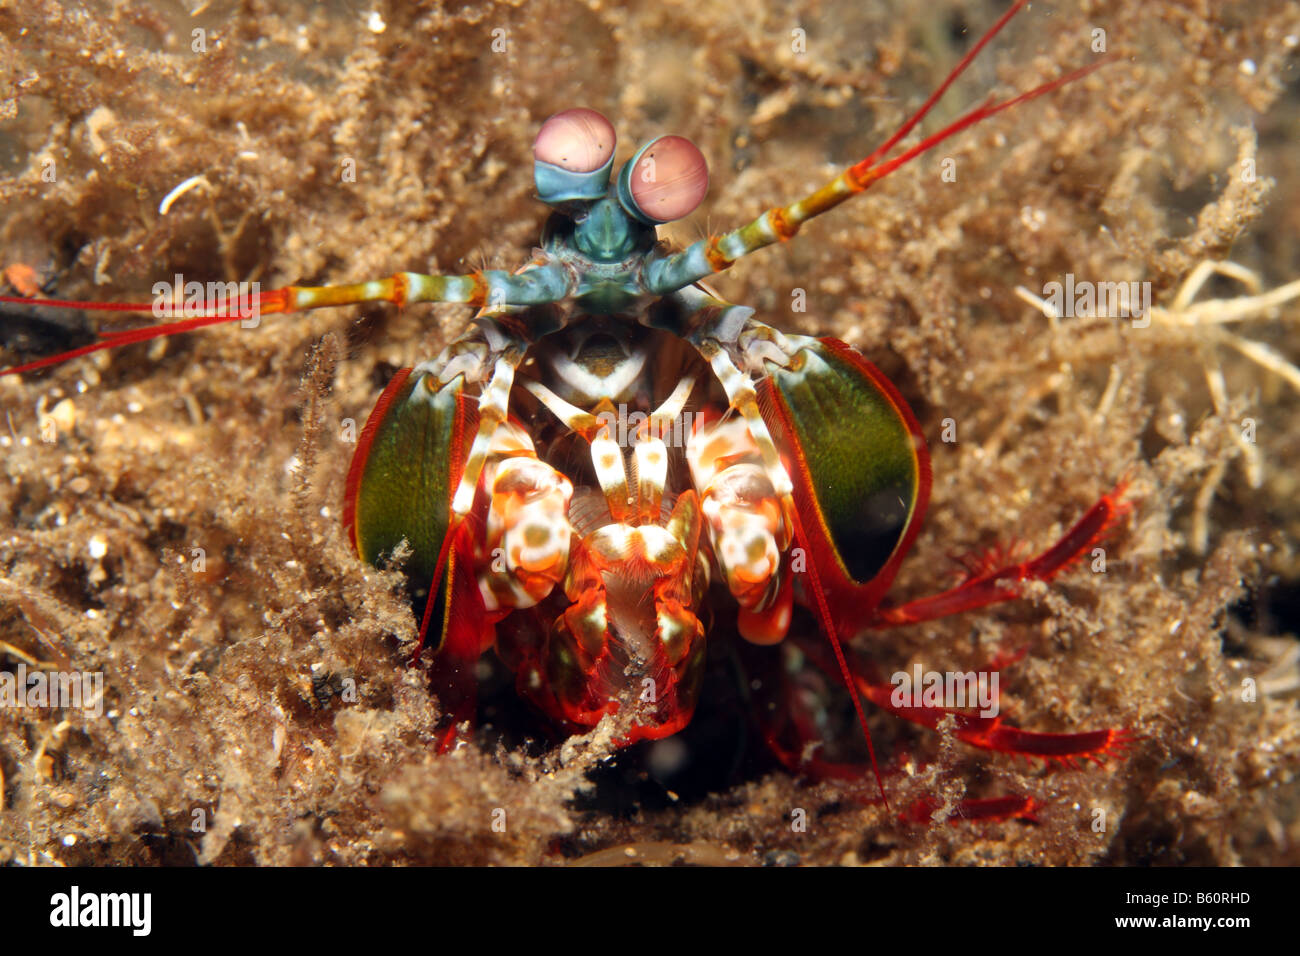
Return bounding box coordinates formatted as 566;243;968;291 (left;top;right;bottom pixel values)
533;108;617;173
628;135;709;222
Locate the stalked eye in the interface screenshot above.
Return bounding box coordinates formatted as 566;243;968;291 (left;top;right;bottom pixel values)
626;135;708;223
533;108;617;173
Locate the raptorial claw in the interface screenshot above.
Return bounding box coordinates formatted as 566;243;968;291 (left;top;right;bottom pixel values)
478;422;574;610
687;415;790;643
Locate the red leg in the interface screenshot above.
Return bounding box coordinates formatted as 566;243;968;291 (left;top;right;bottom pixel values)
751;638;1131;827
854;676;1136;767
868;481;1132;628
794;636;1135;767
759;702;1050;832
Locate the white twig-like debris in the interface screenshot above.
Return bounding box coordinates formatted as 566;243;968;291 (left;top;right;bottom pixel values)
158;175;212;216
1019;260;1300;550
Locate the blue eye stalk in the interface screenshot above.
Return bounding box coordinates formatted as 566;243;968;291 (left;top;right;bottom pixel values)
532;109;711;283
